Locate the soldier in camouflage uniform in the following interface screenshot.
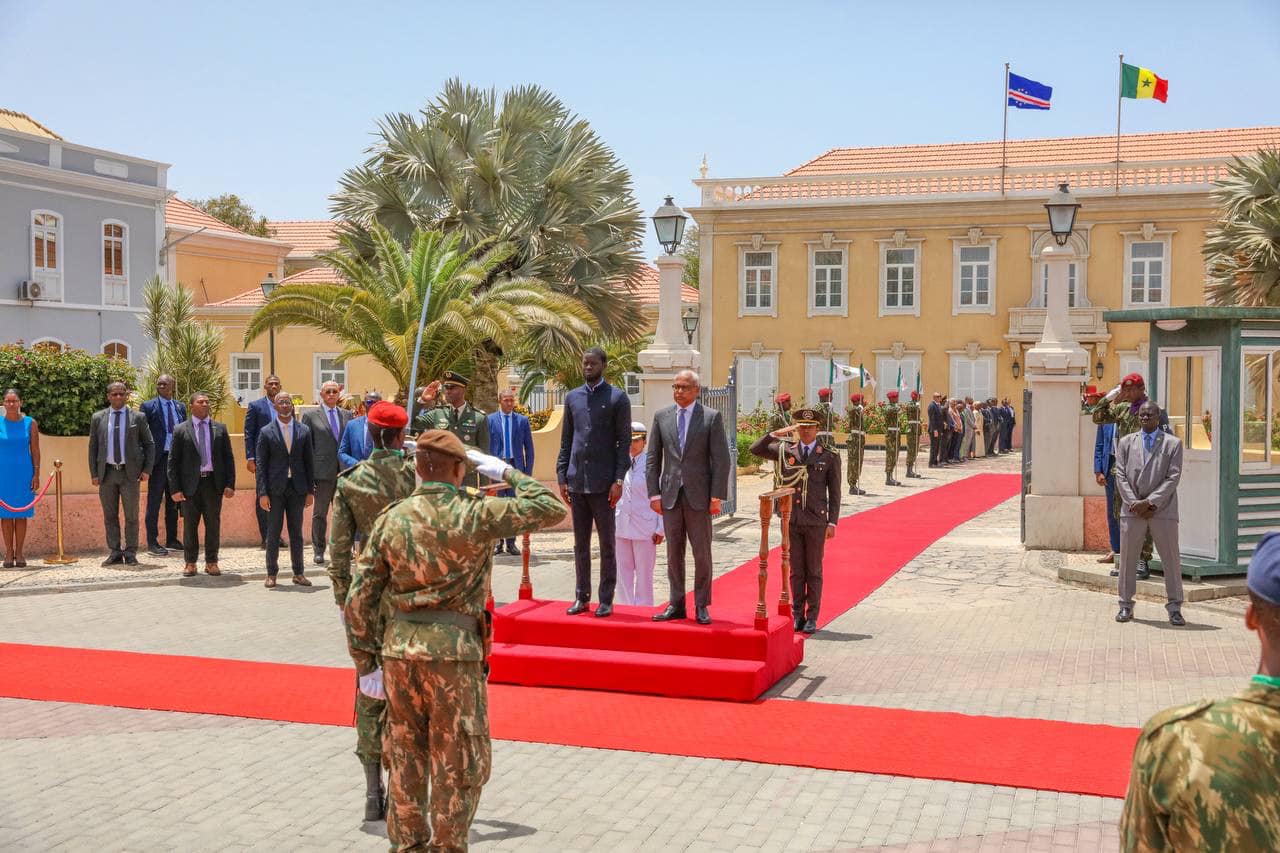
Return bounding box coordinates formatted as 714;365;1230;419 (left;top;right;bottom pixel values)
1120;530;1280;852
346;430;566;853
815;388;837;452
413;371;489;489
883;391;903;487
328;402;417;822
767;392;793;433
845;392;866;496
903;390;923;478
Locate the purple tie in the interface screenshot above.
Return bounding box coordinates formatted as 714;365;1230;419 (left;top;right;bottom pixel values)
328;407;340;440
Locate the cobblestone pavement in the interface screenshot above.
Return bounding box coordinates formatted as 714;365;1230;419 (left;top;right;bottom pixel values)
0;449;1257;851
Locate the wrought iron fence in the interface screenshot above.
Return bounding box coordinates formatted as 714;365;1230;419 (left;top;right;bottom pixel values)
520;386;567;412
699;363;738;516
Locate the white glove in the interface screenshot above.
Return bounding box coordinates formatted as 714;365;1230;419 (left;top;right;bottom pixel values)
1103;384;1122;402
337;606;346;628
466;449;513;482
358;667;385;700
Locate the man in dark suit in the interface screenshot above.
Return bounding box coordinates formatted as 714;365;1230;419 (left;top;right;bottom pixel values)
168;391;235;577
140;374;187;556
338;392;381;469
556;347;631;617
244;374;282;548
88;382;155;566
927;392;947;468
648;369;731;625
488;388;535;555
300;380;351;565
1087;387;1122;570
1001;397;1017;452
255;391;316;587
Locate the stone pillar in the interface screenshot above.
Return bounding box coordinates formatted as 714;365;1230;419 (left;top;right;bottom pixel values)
1024;242;1090;550
635;253;700;427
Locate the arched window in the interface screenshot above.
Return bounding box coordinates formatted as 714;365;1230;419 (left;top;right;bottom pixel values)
31;211;63;300
102;221;129;306
102;341;130;361
31;338;67;353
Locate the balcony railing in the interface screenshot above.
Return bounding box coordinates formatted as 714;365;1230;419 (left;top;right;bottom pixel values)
1006;306;1110;340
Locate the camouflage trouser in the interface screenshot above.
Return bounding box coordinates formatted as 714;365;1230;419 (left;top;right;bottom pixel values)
354;678;385;765
884;430;900;481
384;658;490;853
846;435;864;489
905;428;920;475
1110;473;1154;561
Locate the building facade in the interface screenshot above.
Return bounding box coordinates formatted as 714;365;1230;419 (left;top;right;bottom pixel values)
0;109;169;363
689;127;1280;426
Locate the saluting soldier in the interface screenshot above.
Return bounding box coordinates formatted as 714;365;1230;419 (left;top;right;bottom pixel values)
903;390;923;478
345;431;566;852
750;408;840;634
815;387;837;451
415;371;489;488
327;402;416;823
845;392;867;496
767;392;793;433
883;390;903;487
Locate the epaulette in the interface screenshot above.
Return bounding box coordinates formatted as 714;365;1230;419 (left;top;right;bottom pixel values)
381;496;409;514
1144;698;1215;736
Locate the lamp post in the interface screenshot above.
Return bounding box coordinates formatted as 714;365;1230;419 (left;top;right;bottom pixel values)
681;304;700;345
1044;182;1081;246
636;195;699;426
651;195;687;255
259;272;278;375
1095;357;1105;380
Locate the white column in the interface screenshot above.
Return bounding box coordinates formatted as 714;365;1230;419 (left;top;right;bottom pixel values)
636;253;700;427
1024;242;1091;549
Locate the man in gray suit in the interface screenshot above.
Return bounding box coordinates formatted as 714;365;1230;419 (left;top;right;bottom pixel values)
1115;401;1186;626
300;381;352;564
88;381;155;566
647;369;731;625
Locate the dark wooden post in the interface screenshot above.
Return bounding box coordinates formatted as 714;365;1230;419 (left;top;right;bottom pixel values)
518;531;533;600
777;492;793;617
755;487;795;629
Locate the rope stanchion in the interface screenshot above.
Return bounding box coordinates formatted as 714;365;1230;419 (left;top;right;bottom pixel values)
43;460;78;565
0;471;54;514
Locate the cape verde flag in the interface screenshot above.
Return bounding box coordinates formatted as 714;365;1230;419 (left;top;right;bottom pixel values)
1008;72;1052;110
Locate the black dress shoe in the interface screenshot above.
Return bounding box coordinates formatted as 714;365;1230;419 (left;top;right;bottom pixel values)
793;615;804;632
101;554;123;567
123;554;139;565
595;603;613;618
147;544;168;557
493;544;505;556
164;540;183;551
653;604;686;622
695;606;711;625
1116;607;1133;623
802;619;817;634
1109;569;1119;577
848;487;857;496
1169;611;1186;626
566;600;590;615
313;552;326;565
506;542;521;556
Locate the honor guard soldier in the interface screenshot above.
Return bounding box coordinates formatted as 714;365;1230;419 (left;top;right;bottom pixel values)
816;387;837;451
903;390;923;478
846;392;867;496
327;402;416;822
415;370;489;488
883;391;903;487
750;408;840;634
767;392;793;433
345;430;566;852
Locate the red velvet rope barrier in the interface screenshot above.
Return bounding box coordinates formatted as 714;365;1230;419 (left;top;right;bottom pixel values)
0;472;56;513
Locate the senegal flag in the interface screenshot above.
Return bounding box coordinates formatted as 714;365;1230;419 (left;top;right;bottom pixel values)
1121;63;1168;102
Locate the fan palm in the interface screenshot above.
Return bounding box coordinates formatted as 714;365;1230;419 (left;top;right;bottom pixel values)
511;334;650;404
1204;148;1280;306
243;226;594;405
140;276;232;414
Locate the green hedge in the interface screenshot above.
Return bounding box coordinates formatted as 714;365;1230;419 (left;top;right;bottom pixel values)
0;345;137;435
736;432;762;466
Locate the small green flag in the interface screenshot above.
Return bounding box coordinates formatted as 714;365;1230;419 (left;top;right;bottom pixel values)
858;363;865;389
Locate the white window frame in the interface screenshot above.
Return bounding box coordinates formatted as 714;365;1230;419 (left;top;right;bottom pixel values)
622;371;643;406
877;238;922;317
101;219;129;307
101;339;131;363
230;352;264;404
873;353;922;402
30;337;68;352
734;352;780;414
947;351;999;402
1239;346;1278;472
1122;232;1173;309
806;241;850;317
31;209;64;302
314;352;347;404
951;239;997;315
737;243;778;318
803;352;851;404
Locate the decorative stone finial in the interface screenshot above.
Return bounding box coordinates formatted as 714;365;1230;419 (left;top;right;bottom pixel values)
699;154;709;179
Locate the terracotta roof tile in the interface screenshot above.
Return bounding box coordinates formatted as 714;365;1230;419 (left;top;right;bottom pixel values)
627;264;699;305
205;265;345;309
0;107;62;140
267;220;341;258
166;197;256;237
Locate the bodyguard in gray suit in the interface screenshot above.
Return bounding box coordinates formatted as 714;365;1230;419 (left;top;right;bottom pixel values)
647;370;731;625
88;381;155;566
1115;401;1186;626
300;381;351;564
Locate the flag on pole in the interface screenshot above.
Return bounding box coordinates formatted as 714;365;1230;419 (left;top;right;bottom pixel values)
859;363;865;389
1007;72;1052;110
915;373;921;395
896;365;903;393
1121;63;1168;102
830;362;874;388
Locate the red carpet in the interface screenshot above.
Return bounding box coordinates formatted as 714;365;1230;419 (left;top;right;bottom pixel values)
0;642;1135;798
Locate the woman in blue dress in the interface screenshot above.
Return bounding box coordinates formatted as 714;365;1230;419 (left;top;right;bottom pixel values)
1;388;41;568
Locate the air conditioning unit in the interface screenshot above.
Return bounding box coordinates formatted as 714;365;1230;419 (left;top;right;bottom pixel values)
18;280;43;301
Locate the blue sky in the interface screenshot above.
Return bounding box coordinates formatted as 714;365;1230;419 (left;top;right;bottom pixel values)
3;0;1278;257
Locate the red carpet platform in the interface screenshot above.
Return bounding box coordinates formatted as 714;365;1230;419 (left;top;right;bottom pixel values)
491;474;1021;701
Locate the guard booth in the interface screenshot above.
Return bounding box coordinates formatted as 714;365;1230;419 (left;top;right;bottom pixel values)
1103;307;1280;578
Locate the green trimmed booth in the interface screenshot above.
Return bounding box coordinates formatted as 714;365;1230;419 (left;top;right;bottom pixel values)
1104;307;1280;579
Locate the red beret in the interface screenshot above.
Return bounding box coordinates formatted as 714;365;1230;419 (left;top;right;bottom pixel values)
775;393;791;404
1121;373;1145;388
817;387;832;400
886;390;899;400
910;390;920;400
367;401;408;429
849;393;863;404
1084;385;1098;396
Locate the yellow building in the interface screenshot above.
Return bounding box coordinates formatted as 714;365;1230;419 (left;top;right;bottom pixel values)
689;127;1280;434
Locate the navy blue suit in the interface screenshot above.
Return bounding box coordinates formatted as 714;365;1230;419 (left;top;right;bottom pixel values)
243;395;276;543
338;415;372;470
255;419;315;577
487;410;534;474
140;395;187;547
1094;422;1120;553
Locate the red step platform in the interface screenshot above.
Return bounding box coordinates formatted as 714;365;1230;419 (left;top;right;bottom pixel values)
490;599;802;702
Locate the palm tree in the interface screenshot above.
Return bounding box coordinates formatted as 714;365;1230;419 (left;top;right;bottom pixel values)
510;334;649;403
243;226;594;408
330;80;649;397
140;276;232;414
1204;148;1280;306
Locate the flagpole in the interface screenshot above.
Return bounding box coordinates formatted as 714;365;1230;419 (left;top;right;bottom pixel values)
1001;62;1010;197
1114;53;1124;194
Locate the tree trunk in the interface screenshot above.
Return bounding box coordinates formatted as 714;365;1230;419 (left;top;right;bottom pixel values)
470;343;504;414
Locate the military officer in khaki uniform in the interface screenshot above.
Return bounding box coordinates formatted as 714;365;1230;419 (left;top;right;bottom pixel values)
845;392;867;496
815;387;837;451
328;402;416;822
346;430;566;852
415;370;489;488
1120;530;1280;851
883;390;903;487
749;408;840;634
903;390;923;478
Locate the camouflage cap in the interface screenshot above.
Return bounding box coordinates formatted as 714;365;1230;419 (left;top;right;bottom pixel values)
1248;531;1280;604
416;428;468;462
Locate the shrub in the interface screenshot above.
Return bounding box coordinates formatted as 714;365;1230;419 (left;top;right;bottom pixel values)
736;432;762;466
737;407;772;435
0;344;137;435
514;403;553;432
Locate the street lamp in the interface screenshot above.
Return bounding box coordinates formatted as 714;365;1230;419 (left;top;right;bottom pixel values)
1095;357;1105;380
1011;358;1021;380
1044;182;1080;246
681;304;700;345
651;195;687;254
260;273;278;375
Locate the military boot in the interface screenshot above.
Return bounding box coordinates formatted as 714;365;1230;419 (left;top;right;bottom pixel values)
363;762;386;821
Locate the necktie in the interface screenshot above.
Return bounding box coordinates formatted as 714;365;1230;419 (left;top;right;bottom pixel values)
504;414;512;459
328;407;340;440
801;444;811;462
202;421;212;470
283;421;293;453
164;400;175;451
192;417;204;461
113;410;124;465
678;407;688;453
1144;432;1156;454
